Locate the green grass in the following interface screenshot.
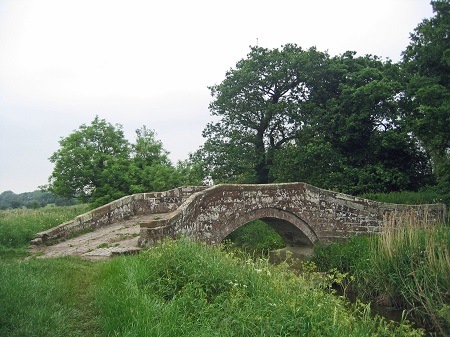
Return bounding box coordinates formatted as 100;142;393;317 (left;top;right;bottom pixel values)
223;219;285;254
0;257;102;337
94;239;422;337
0;204;429;336
312;215;450;336
361;189;447;206
0;205;89;259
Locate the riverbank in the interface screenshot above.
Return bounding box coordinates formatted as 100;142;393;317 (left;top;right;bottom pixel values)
312;214;450;336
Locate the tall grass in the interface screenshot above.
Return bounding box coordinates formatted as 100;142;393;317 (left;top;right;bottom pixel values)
0;257;102;336
94;239;423;337
369;211;450;335
313;212;450;336
0;205;89;258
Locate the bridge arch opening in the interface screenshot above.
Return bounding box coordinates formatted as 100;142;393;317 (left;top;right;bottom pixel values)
220;208;318;248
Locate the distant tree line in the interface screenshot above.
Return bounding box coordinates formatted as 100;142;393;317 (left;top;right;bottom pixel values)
46;1;449;207
0;190;78;210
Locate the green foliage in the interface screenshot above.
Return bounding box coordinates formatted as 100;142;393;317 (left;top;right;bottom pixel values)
199;44;433;194
95;239;422;336
200;44;328;184
195;1;448;194
223;220;285;254
0;205;89;255
312;219;450;336
48;116;131;204
48;116;202;207
271;53;433;195
401;1;450;190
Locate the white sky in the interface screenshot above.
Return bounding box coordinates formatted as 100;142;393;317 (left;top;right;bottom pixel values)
0;0;434;193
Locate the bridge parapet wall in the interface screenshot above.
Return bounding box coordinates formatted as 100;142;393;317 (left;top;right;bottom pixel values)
139;183;447;247
31;186;207;246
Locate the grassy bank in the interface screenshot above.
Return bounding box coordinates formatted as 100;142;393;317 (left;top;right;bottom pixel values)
1;239;425;336
94;239;425;337
0;205;432;336
313;214;450;336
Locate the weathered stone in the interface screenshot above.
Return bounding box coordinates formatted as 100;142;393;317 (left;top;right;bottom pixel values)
138;183;448;247
30;186;207;245
31;183;447;251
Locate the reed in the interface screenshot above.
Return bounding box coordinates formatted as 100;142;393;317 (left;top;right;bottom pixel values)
313;210;450;336
370;211;450;335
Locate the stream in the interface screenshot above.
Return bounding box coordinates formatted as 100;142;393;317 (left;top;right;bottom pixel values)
268;246;406;324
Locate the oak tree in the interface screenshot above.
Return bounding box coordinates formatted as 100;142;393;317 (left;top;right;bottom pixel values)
200;44;327;183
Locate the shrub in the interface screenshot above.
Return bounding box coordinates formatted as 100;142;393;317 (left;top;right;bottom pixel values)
222;219;285;254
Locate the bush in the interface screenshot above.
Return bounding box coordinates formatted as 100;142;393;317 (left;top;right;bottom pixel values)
222;220;285;254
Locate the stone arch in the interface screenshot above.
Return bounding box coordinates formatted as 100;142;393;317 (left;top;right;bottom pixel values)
219;208;318;246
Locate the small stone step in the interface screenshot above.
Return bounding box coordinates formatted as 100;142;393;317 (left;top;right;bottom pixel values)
81;246;142;260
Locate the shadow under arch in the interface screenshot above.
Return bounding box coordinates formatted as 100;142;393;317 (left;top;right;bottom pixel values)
220;208;318;247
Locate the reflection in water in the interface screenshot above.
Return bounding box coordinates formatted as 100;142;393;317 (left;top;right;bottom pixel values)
268;246;314;270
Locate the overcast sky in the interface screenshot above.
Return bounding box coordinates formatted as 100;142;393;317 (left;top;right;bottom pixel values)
0;0;434;193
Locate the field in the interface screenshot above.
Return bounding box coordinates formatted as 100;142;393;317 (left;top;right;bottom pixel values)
0;206;429;336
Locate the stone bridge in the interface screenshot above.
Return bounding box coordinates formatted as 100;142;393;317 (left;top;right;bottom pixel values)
138;183;447;247
31;183;447;258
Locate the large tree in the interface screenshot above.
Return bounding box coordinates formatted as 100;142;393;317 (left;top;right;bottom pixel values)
48;116;131;203
201;44;327;183
401;0;450;190
273;52;433;194
199;45;433;193
48;117;198;206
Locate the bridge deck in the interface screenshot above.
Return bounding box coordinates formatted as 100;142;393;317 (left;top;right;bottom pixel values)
30;213;168;260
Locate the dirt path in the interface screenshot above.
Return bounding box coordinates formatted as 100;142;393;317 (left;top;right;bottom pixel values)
30;214;166;260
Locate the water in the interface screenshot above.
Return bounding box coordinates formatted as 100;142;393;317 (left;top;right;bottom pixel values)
269;246;406;325
268;246;314;270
